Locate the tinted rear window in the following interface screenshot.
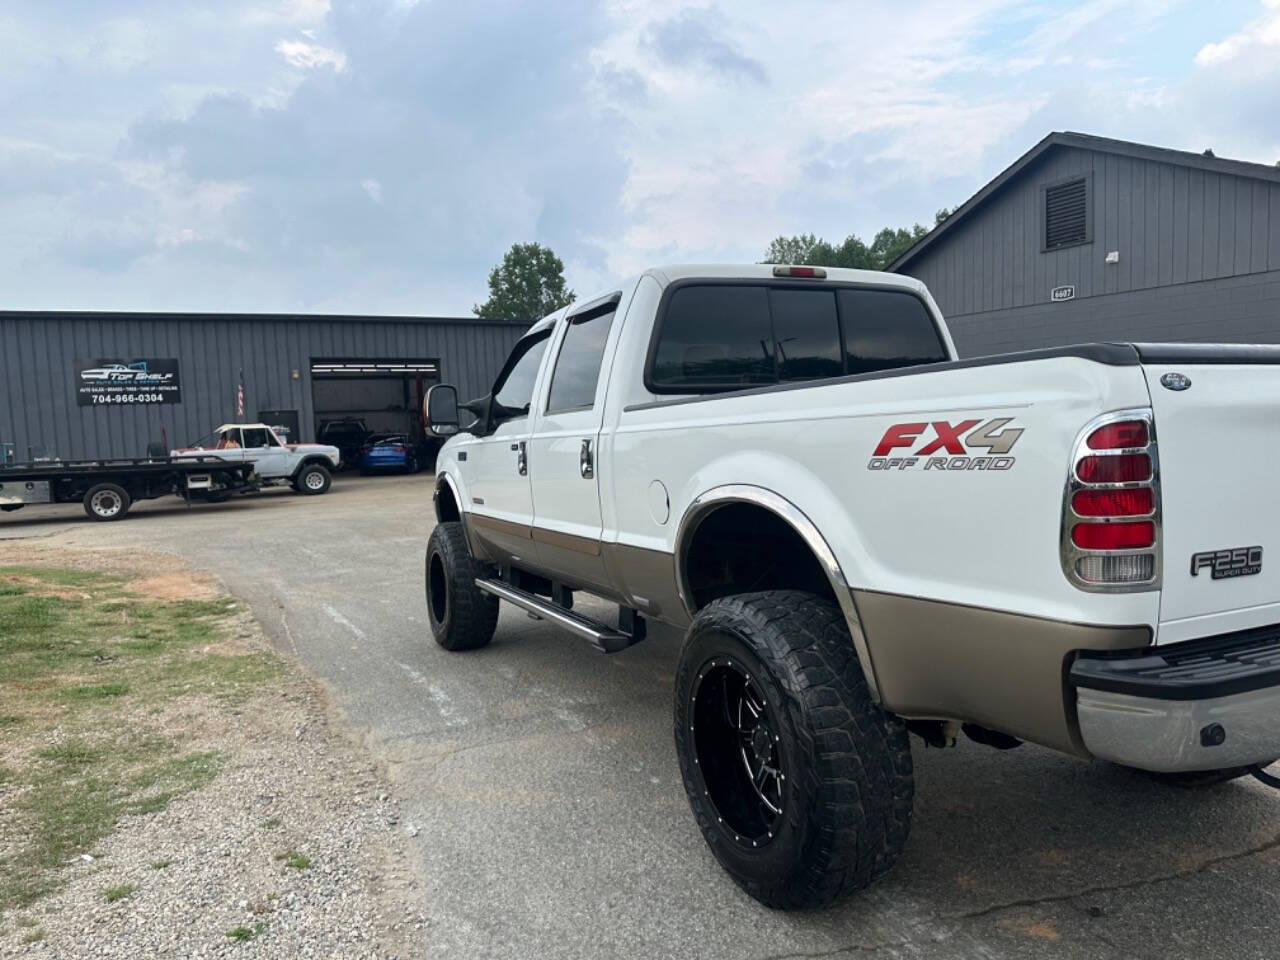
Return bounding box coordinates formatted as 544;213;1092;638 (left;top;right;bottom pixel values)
769;289;842;382
650;286;774;390
838;288;947;374
648;282;946;392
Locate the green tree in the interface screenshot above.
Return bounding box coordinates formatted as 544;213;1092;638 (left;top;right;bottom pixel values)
473;242;575;322
763;207;955;271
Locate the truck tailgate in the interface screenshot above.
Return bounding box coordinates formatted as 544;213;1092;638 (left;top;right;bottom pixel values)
1141;347;1280;640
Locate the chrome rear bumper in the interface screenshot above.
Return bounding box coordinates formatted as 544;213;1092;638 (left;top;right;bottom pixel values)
1071;625;1280;773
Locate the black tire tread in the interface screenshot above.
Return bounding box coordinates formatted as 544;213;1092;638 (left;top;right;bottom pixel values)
82;483;132;522
427;521;498;651
296;463;331;495
1148;766;1251;788
676;590;913;909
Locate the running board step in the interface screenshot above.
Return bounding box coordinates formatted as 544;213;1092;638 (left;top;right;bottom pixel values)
475;578;638;653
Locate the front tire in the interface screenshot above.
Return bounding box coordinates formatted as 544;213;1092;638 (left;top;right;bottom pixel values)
295;463;332;495
83;483;131;521
674;590;913;910
426;521;498;651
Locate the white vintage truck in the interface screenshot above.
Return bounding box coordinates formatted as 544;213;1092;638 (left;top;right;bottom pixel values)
174;423;340;497
421;263;1280;909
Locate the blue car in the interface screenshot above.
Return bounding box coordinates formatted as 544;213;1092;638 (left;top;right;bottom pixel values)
358;434;427;474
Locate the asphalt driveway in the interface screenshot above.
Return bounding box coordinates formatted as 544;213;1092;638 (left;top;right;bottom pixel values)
6;474;1280;959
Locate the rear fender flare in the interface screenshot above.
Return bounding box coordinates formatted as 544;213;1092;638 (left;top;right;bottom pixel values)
674;482;882;702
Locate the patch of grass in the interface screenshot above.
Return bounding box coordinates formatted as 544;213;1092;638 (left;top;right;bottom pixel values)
0;564;278;911
0;565;119;588
275;850;311;870
20;927;45;944
149;859;171;870
227;922;266;942
15;915;37;928
263;817;282;829
62;682;130;702
103;883;137;903
37;740;103;767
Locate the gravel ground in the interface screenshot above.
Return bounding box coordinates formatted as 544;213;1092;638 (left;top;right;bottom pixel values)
0;547;426;959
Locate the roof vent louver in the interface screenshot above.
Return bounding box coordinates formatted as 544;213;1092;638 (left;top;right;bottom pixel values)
1045;177;1088;250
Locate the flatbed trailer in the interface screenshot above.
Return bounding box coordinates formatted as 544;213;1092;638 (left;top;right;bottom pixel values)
0;456;256;521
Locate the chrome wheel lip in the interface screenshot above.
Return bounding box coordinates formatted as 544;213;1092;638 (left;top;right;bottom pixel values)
689;653;786;848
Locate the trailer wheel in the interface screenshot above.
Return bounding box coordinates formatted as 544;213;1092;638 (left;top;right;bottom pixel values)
674;590;914;909
295;464;332;495
83;483;131;522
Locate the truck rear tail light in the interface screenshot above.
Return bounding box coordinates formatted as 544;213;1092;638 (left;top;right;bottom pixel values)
1071;521;1156;550
1071;488;1153;517
1075;453;1151;484
1061;409;1161;592
1086;420;1149;450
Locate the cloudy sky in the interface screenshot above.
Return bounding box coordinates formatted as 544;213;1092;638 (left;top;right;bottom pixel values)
2;0;1278;315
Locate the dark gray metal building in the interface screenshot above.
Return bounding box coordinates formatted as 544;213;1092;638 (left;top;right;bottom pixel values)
890;132;1280;357
0;311;527;461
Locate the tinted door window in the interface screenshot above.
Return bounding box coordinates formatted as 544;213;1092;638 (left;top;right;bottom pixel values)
838;289;947;375
650;285;774;390
769;289;842;382
493;332;550;415
546;309;616;413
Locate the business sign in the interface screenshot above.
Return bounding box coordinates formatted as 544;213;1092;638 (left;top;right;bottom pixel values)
76;359;182;406
1051;284;1076;302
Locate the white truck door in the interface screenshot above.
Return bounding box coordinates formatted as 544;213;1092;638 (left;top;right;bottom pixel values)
239;426;290;478
464;329;552;566
527;293;623;592
212;427;248;465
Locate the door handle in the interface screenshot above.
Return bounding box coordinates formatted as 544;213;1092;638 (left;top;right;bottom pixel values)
579;439;594;479
512;441;527;476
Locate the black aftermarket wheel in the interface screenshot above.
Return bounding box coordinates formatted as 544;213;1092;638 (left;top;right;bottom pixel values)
674;590;914;910
426;521;498;651
83;483;131;522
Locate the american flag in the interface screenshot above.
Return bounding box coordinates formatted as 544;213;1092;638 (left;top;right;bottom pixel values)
236;370;245;419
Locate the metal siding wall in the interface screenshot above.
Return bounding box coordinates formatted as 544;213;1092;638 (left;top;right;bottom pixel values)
946;269;1280;358
0;315;526;460
903;147;1278;322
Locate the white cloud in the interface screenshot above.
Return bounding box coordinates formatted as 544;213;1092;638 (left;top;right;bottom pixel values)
274;39;346;70
1195;0;1280;66
244;0;330;25
1;0;1277;313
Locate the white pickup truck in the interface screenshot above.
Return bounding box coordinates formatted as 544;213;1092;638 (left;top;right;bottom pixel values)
421;263;1280;909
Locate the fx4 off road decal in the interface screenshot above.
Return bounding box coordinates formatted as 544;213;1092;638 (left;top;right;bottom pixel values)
868;418;1024;472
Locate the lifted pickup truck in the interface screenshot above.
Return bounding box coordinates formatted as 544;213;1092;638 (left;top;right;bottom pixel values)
421;263;1280;909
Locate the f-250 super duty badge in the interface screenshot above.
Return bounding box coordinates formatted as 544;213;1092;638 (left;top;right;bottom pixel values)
1191;546;1263;580
868;418;1024;472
